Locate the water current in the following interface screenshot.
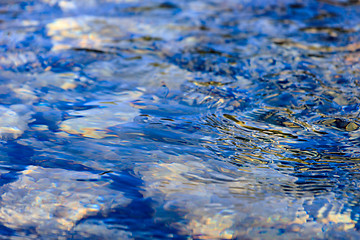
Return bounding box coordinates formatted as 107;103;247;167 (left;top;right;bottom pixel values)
0;0;360;239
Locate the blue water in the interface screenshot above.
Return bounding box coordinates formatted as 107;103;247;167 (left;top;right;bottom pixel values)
0;0;360;239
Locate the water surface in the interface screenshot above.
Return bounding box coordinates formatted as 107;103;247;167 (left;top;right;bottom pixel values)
0;0;360;239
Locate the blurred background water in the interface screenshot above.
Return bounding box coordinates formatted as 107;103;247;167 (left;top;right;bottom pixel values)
0;0;360;239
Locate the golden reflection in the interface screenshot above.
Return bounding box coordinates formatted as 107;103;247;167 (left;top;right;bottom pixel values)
223;113;299;139
232;154;268;165
274;37;360;55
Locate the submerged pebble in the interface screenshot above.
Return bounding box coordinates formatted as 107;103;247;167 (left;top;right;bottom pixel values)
137;157;358;239
47;15;181;51
0;106;31;140
0;166;131;236
60;92;141;138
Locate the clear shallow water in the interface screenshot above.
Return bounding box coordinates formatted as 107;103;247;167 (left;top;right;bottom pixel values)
0;0;360;239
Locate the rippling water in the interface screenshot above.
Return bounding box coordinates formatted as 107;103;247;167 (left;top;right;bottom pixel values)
1;0;360;239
